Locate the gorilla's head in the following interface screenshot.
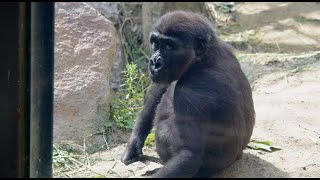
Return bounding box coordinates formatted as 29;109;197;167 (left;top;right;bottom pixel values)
148;11;216;84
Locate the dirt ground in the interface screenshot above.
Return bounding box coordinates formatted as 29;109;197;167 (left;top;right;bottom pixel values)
53;2;320;178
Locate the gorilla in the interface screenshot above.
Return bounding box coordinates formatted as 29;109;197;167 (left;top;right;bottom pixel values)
121;11;255;178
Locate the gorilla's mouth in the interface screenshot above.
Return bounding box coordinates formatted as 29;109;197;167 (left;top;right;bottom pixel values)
149;66;171;83
149;64;166;77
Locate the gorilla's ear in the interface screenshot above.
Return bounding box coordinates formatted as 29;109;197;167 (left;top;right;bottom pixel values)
194;37;206;58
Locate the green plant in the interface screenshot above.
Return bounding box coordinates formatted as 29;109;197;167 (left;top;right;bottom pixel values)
143;127;157;147
109;62;151;129
123;32;149;69
108;2;151;130
144;133;156;147
247;139;281;152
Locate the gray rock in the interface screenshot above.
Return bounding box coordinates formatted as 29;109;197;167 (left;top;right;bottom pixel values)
85;2;120;27
86;2;126;92
54;2;116;153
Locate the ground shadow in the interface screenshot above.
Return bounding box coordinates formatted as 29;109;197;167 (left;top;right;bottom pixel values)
137;152;290;178
238;52;320;88
214;152;290;178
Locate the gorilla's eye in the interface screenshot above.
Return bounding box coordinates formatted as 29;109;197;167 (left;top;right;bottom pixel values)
165;44;173;50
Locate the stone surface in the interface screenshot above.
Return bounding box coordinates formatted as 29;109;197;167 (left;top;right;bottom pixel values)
86;2;126;92
54;2;116;153
85;2;120;26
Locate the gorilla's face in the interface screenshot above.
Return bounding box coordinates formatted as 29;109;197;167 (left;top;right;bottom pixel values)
147;11;217;84
148;31;196;84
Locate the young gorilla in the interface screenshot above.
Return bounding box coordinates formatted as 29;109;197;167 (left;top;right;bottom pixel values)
121;11;255;178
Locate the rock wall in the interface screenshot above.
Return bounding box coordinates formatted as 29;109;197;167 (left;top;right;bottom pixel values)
54;2;116;153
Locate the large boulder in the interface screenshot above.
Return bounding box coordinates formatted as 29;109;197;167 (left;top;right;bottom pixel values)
86;2;126;92
54;2;116;153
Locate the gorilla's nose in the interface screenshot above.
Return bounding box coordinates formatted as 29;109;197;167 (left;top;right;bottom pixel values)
150;56;164;72
154;61;163;71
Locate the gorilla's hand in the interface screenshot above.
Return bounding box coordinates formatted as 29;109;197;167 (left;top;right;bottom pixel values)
121;137;144;165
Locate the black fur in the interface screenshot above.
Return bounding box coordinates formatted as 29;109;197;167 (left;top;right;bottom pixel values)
121;11;255;178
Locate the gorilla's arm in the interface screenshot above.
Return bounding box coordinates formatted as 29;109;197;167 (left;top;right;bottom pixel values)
121;83;168;165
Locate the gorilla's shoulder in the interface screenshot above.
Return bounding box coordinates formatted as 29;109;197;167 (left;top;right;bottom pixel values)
173;70;239;119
